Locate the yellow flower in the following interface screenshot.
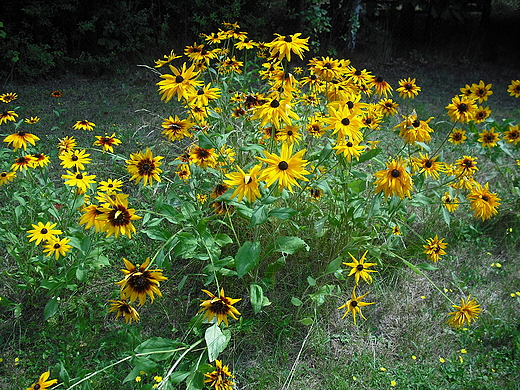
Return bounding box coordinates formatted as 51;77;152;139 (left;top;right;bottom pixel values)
96;193;142;239
190;146;218;169
0;171;16;186
252;96;300;129
199;288;241;326
337;286;375;325
126;148;163;187
439;357;446;363
423;235;448;262
467;182;500;221
59;149;91;171
157;62;203;102
266;33;309;62
507;80;520;97
442;192;460;212
256;143;310;193
470;80;493;103
3;130;40;151
504;124;520;145
448;128;467;145
412;153;445;180
224;164;262;203
477;127;500;148
161;115;194;141
204;360;235;390
43;237;72;260
446;95;477;123
343;250;378;284
393;114;434;144
73;119;96;131
26;371;57;390
93;133;122;153
108;299;140;324
373;158;413;199
62;170;96;192
0;110;18;125
396;77;421;98
447;295;482;328
27;222;62;246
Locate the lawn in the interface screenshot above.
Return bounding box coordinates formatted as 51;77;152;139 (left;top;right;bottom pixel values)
1;30;519;390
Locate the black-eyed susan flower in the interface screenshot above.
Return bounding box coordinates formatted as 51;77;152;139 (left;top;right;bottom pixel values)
373;158;413;199
11;155;36;171
412;153;445;180
96;193;142;239
257;143;310;193
266;33;309;62
27;221;62;245
154;50;181;68
26;370;57;390
59;149;91;171
57;136;77;155
51;90;63;98
79;204;106;232
0;171;16;185
377;98;399;116
161;115;194;141
3;130;39;151
184;42;218;65
0;110;18;125
448;128;467;145
126;148;163;187
43;237;72;260
310;56;343;81
504;124;520;145
393;114;434;144
423;235;448;262
108;299;140;324
333;138;364;162
190;145;218;169
337;286;375;325
470;80;493;103
460;84;473;97
473;106;491;123
343;250;377;284
199;288;241;326
175;164;191;180
446;95;477;123
396;77;421;99
370;75;393;97
73;120;96;131
24;116;40;124
323;102;364;142
306;115;326;138
277;125;302;145
0;92;18;103
392;225;402;235
447;295;482;328
467;182;500;221
219;56;243;74
252;96;300;129
204;360;235;390
116;257;167;306
224;164;262;203
30;153;50;168
309;187;323;201
507;80;520;97
235;37;257;50
188;83;222;107
62;170;96;192
157;62;203;102
93;133;122;153
442;192;460;212
98;178;123;194
455;155;478;176
478;127;500;148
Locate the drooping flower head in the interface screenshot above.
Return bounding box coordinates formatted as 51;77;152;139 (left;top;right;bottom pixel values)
373;158;414;199
108;299;140;324
442;192;460;212
3;130;40;151
73;120;96;131
224;164;262;203
446;295;482;328
467;182;500;221
423;235;448;262
199;288;241;326
204;360;235;390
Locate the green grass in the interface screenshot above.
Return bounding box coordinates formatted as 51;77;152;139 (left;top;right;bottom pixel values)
1;58;520;390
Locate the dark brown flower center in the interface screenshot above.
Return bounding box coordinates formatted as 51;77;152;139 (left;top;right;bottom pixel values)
404;83;413;90
458;103;468;112
41;228;48;234
341;118;350;126
197;89;205;95
270;99;280;108
351;300;358;307
110;206;131;226
412;119;421;128
210;300;226;313
391;169;401;178
354;70;362;76
482;195;489;202
347;101;354;109
76;173;83;179
1;173;6;177
356;264;364;270
347;142;353;147
376;76;384;82
278;161;289;170
175;75;184;83
424;160;433;168
54;243;61;249
287;130;293;136
71;155;79;161
284;36;292;43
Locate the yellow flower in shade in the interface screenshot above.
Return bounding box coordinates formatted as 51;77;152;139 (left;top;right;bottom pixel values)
30;153;50;168
224;164;262;203
199;288;241;326
460;84;472;96
442;192;460;212
467;182;500;221
27;222;62;245
309;56;343;81
423;235;448;262
337;286;375;325
470;80;493;103
323;103;364;142
473;106;491;123
219;56;243;74
392;225;402;235
157;62;203;102
0;171;16;185
126;148;163;187
98;178;123;194
93;133;122;153
0;92;18;103
257;143;310;193
184;42;218;65
370;75;393;97
343;250;377;284
116;257;167;306
477;127;500;148
447;295;482;328
412;153;445;180
306;115;326;138
62;170;96;192
57;136;77;155
204;360;235;390
24;116;40;124
504;124;520;145
96;193;142;239
373;158;413;199
190;145;218;169
266;33;309;62
161;115;194;141
26;371;57;390
73;120;96;131
333;138;364;162
446;95;477;123
393;114;434;144
507;80;520;97
108;299;140;324
59;149;91;171
3;130;40;151
79;204;107;232
252;96;300;129
11;155;36;171
377;98;399;116
43;237;72;260
396;77;421;98
448;128;467;145
197;194;208;204
0;110;18;125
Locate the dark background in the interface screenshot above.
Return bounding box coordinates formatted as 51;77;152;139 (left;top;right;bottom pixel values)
1;0;519;81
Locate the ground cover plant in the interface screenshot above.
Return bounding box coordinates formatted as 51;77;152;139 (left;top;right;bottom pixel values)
1;22;520;390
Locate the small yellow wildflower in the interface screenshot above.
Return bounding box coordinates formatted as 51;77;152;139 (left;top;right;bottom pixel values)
439;357;446;363
412;355;417;360
391;380;397;386
135;376;142;382
380;367;387;371
460;349;467;354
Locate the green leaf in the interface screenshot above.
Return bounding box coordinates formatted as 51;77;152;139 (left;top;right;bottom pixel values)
250;205;268;226
75;265;87;282
348;179;366;194
250;283;265;314
142;226;170;241
291;297;303;306
198;133;215;149
275;236;309;254
205;323;230;362
442;206;451;226
214;233;233;247
309;285;335;306
325;257;342;274
415;263;438;271
402;259;422;275
235;241;261;278
123;357;158;383
134;337;185;361
307;276;316;286
43;297;59;320
169;371;191;384
269;207;297;220
300;317;313;326
356;147;381;164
